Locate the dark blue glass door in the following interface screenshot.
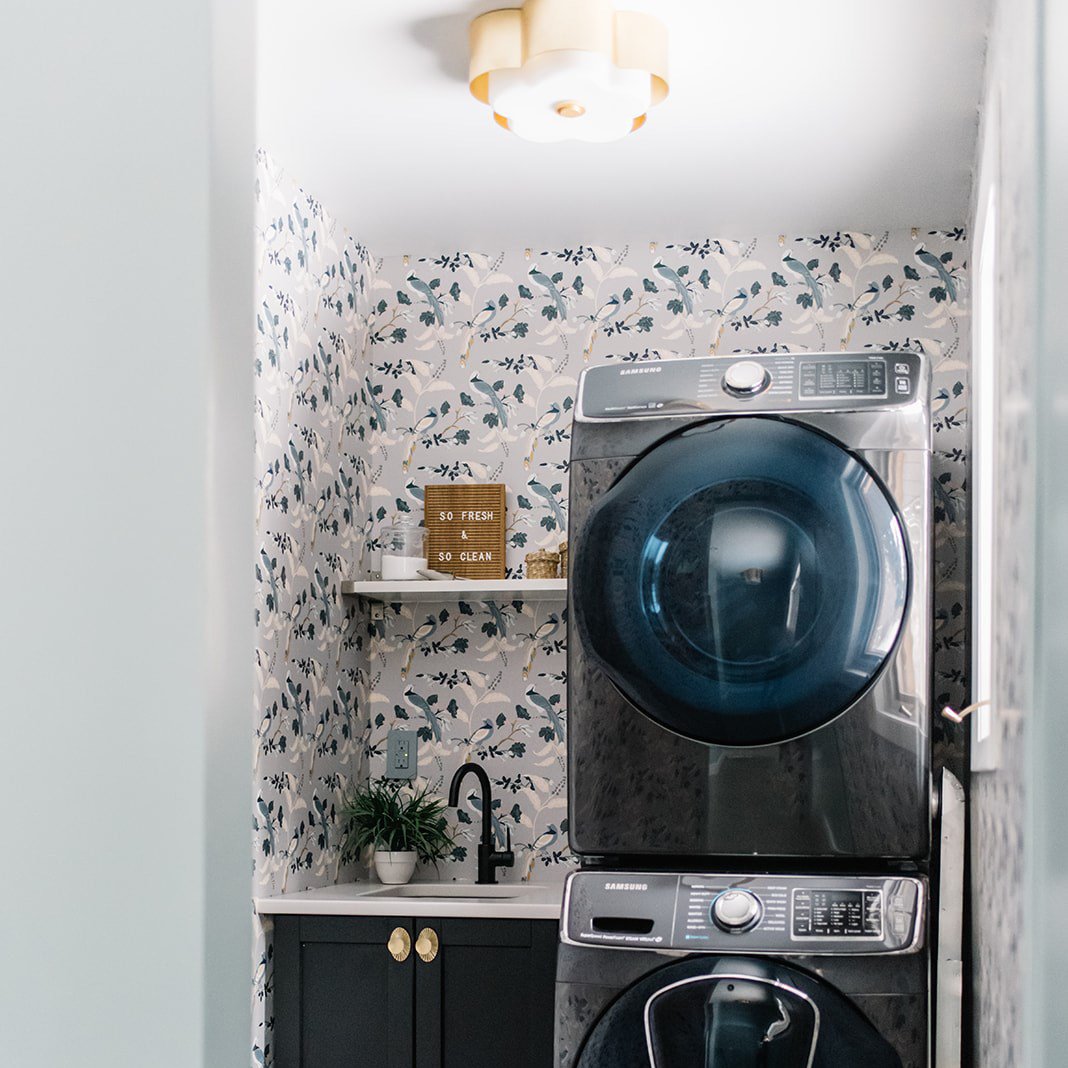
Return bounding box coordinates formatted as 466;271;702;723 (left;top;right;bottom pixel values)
573;417;909;746
575;958;903;1067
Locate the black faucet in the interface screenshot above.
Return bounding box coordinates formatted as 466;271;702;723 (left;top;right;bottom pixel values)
447;762;515;884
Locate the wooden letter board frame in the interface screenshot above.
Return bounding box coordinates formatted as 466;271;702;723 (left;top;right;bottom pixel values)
424;484;507;579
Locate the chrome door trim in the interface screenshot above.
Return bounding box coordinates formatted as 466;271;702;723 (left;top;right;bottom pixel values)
643;972;820;1068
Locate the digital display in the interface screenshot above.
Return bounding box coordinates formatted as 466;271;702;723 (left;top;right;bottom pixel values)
799;360;887;398
792;889;883;938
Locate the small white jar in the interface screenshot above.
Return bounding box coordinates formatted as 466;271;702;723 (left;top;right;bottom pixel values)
380;516;426;581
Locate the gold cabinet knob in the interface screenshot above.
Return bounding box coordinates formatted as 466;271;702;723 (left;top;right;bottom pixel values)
387;927;411;962
415;927;439;963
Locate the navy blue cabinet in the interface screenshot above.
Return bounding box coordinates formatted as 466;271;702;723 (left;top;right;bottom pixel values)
274;914;558;1068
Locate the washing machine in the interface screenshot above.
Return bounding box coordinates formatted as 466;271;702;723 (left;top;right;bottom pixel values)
567;351;931;862
555;868;928;1067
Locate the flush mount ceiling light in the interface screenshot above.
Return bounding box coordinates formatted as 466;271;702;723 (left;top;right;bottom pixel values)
469;0;669;143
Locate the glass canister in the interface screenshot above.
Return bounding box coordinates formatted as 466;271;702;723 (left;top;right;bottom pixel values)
380;516;426;581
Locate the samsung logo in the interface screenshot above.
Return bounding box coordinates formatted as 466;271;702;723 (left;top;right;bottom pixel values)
604;881;649;891
619;366;662;376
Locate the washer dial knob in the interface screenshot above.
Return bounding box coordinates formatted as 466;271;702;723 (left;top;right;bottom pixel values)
723;360;770;396
711;889;762;933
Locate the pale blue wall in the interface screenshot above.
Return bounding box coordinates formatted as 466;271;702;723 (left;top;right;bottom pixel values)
0;2;253;1065
969;2;1037;1063
1029;1;1068;1062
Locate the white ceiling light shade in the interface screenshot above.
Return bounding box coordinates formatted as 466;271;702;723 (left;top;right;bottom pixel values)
469;0;669;143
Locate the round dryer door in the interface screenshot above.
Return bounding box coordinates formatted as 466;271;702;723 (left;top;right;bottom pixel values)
573;416;909;746
576;956;903;1068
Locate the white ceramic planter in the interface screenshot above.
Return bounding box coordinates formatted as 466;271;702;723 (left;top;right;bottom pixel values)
373;849;417;885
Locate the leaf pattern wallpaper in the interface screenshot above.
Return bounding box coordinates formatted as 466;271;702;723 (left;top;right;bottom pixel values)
251;151;970;1065
252;151;376;1065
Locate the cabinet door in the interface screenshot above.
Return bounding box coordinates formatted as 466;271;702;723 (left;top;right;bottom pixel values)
415;918;558;1068
274;915;414;1068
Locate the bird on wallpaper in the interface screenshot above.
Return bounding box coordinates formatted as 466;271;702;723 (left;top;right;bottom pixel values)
402;615;439;678
527;478;567;531
464;717;496;755
783;254;825;309
256;706;273;742
932;387;951;415
653;260;694;315
523;613;562;678
462;301;499;365
465;792;507;848
853;281;881;312
523;402;563;469
524;825;561;880
709;288;749;354
591;294;621;321
528;266;568;320
582;295;620;360
720;288;750;318
403;479;425;506
406;273;446;327
403;406;440;471
838;282;881;349
915;246;959;303
470;375;510;428
403;687;442;743
526;687;565;743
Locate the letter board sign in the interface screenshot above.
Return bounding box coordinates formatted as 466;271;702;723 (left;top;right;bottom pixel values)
424;484;506;580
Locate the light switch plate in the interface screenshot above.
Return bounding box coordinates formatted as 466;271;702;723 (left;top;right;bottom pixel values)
386;729;418;779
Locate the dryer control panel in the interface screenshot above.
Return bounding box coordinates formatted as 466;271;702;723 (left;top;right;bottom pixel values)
562;871;925;955
577;351;923;421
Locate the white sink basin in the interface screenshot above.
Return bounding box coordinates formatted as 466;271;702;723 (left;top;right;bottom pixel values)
366;883;527;899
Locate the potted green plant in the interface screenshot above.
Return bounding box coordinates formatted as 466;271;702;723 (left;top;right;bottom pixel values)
340;779;456;885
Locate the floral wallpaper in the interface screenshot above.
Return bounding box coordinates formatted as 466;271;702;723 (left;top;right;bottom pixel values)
361;226;972;878
251;151;971;1068
251;151;376;1065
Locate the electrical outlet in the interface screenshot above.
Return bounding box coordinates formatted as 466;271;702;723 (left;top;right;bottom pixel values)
386;729;418;779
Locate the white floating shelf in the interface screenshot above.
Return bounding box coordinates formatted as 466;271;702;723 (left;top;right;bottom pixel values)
340;578;567;604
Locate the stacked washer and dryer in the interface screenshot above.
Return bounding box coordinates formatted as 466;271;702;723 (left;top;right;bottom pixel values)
557;351;956;1067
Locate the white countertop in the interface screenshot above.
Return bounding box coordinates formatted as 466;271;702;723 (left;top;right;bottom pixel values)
255;880;564;920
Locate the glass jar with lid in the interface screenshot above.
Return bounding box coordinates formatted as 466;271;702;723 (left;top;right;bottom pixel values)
380;516;426;580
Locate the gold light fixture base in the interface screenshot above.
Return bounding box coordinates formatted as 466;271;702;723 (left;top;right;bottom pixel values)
555;100;586;118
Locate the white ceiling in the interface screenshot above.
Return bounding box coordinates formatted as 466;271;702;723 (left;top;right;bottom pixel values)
257;0;990;255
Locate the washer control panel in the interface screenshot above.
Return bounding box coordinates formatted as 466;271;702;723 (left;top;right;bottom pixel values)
577;351;923;421
799;358;886;398
562;871;925;955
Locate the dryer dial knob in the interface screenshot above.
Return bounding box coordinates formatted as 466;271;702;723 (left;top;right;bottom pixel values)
711;889;762;932
723;360;770;396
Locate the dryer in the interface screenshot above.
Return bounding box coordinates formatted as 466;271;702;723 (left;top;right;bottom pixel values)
555;869;928;1068
567;351;931;862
